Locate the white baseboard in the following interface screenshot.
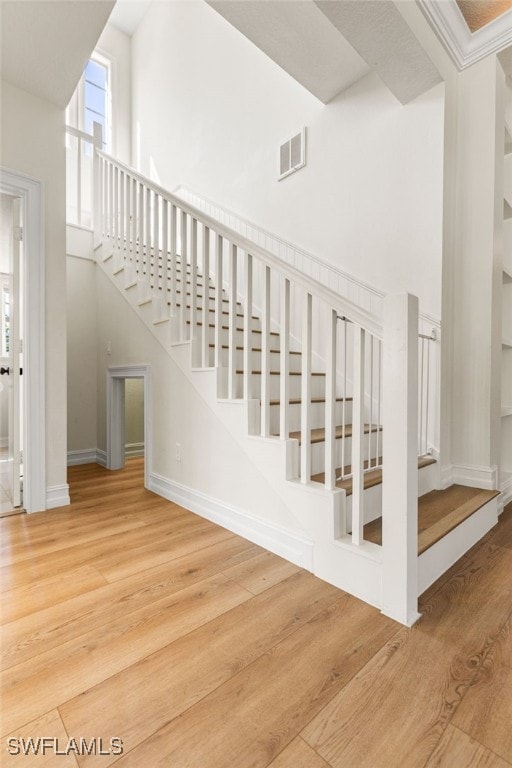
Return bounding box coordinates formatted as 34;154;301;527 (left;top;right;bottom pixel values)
96;449;107;467
125;442;144;458
148;472;313;569
67;449;109;467
450;463;498;490
499;474;512;510
67;449;98;466
46;484;70;510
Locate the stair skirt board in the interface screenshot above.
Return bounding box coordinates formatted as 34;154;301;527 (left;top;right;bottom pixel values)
148;471;314;570
417;495;499;595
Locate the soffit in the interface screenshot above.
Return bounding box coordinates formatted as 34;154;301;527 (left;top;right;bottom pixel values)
108;0;151;36
0;0;115;108
315;0;442;104
207;0;370;105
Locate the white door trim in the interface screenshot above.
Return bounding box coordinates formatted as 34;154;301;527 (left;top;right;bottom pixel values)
0;166;46;512
106;364;151;487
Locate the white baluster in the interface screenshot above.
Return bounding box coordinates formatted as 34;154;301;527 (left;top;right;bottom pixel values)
119;170;125;265
228;243;238;398
351;325;365;544
324;307;337;489
300;291;312;482
180;210;187;340
170;204;177;317
153;193;160;296
243;253;253;400
108;162;114;246
161;199;169;316
190;217;198;340
215;234;223;368
261;265;271;436
202;225;210;367
280;277;290;439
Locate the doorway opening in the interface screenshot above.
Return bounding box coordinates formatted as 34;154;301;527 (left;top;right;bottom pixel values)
0;193;23;516
106;365;151;488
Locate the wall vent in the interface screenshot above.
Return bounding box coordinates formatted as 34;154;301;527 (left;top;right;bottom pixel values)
278;128;306;181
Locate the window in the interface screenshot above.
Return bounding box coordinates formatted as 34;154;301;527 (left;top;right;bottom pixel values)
66;53;112;151
84;59;109;149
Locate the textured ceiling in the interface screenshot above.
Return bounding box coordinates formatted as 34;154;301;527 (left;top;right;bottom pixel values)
207;0;370;104
0;0;115;108
456;0;512;32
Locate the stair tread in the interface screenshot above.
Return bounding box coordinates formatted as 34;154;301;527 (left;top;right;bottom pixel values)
270;396;350;406
363;483;498;555
209;344;300;354
311;455;435;495
188;321;279;335
238;370;325;377
288;422;381;445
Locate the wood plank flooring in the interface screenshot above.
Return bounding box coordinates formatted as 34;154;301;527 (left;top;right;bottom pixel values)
1;458;511;767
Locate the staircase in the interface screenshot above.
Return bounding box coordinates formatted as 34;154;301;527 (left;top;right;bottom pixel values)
77;133;501;625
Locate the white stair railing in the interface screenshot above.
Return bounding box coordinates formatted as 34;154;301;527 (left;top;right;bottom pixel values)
67;128;425;622
97;149;388;493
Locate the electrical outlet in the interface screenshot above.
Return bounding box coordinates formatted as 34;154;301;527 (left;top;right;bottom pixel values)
106;341;112;355
175;443;181;462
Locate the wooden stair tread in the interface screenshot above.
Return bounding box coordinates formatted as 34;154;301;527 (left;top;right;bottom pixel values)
289;423;381;445
311;455;435;495
209;344;300;355
187;321;279;336
238;370;325;377
270;396;351;406
363;484;499;554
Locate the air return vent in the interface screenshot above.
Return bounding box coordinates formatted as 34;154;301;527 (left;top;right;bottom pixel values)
278;128;306;181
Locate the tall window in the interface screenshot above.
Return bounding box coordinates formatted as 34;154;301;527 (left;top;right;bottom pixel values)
66;53;112;151
84;59;109;149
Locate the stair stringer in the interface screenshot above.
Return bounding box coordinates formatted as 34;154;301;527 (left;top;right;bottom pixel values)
97;244;385;612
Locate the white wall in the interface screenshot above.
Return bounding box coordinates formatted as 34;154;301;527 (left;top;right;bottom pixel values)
1;80;67;493
66;254;97;453
131;0;444;319
125;377;144;448
96;22;132;165
95;267;301;533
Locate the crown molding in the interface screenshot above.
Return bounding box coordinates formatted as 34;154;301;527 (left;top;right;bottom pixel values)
418;0;512;70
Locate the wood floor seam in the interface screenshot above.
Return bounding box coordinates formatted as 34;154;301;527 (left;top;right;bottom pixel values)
448;723;512;767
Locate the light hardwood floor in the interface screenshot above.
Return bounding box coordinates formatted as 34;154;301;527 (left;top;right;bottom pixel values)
1;458;511;767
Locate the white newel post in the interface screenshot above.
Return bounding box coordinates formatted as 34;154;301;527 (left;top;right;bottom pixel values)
92;121;103;249
381;293;420;626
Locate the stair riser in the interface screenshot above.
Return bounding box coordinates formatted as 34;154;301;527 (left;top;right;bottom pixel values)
229;348;302;373
298;436;382;476
237;373;327;400
202;325;277;349
269;400;353;433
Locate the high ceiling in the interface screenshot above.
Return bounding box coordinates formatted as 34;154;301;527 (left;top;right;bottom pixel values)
456;0;512;32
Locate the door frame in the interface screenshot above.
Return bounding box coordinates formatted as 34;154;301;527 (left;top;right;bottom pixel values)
106;364;151;487
0;167;45;512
